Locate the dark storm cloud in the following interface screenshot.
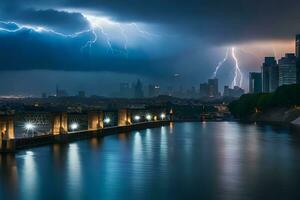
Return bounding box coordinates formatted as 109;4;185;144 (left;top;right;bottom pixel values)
0;0;299;80
0;24;176;77
3;0;298;43
0;7;90;34
1;0;300;43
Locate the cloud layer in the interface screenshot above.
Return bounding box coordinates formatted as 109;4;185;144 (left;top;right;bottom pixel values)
0;0;299;93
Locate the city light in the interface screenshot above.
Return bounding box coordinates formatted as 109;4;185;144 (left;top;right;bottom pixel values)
146;114;152;121
134;115;141;121
160;113;166;120
70;122;79;131
104;117;111;124
24;122;35;131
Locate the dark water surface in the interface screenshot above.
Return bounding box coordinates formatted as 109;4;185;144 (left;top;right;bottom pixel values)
1;122;300;200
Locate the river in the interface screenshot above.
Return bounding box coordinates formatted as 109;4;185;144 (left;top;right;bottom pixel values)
0;122;300;200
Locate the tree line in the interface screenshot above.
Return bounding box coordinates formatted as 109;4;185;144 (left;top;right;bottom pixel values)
229;84;300;119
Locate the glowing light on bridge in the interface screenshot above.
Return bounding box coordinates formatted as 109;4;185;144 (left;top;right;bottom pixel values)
24;122;35;131
104;117;111;124
146;114;152;121
134;115;141;121
70;122;79;131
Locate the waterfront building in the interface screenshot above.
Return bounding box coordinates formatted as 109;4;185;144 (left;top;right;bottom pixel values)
249;72;262;93
278;53;297;86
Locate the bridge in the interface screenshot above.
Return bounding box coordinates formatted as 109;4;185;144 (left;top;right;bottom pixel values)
0;108;172;152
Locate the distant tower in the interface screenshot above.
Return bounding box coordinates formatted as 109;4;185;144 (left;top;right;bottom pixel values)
134;79;144;98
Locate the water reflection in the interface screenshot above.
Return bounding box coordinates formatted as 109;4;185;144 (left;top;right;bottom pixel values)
216;123;243;196
67;144;82;200
132;131;143;191
0;154;18;200
21;151;38;200
1;122;300;200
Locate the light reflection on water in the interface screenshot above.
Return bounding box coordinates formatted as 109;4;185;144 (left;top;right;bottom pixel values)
0;122;300;200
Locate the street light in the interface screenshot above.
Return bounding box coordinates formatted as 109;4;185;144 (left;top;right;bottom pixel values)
104;117;111;124
146;114;152;121
160;113;166;120
70;122;79;131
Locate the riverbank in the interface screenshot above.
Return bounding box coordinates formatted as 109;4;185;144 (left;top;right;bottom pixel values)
250;107;300;125
3;120;170;152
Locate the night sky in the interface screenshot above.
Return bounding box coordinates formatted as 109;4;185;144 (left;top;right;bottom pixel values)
0;0;299;96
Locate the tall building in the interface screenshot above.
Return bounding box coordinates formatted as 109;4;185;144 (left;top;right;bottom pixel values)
134;79;144;98
56;85;68;97
261;57;278;93
208;78;219;98
295;34;300;84
278;53;297;86
249;72;262;93
199;83;208;97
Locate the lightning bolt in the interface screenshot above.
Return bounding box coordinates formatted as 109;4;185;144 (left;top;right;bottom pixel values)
231;47;243;88
131;23;159;39
0;20;88;38
1;14;158;58
117;23;129;57
212;48;230;78
81;15;114;53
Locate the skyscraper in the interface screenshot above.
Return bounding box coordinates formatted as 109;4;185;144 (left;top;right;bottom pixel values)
208;78;219;98
295;34;300;84
261;57;278;93
134;79;144;98
278;53;297;86
249;72;262;93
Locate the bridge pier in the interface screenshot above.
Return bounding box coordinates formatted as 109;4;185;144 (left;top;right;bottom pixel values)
88;111;104;130
52;112;68;135
118;109;131;126
0;116;15;153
